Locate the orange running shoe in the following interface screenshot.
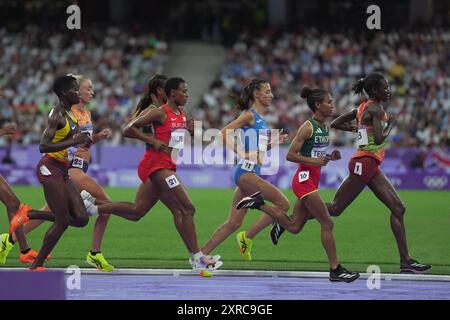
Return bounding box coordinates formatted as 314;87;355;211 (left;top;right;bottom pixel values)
28;266;45;271
9;204;31;235
20;249;52;264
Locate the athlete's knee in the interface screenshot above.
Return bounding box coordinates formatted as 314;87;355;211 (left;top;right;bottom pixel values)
181;203;196;217
72;214;89;228
225;219;242;232
327;201;343;217
276;198;290;213
319;218;334;231
289;224;304;234
392;202;406;217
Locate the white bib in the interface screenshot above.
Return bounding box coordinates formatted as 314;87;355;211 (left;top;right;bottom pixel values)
298;171;310;183
356;126;369;147
311;146;328;158
168;130;185;149
241;160;256;172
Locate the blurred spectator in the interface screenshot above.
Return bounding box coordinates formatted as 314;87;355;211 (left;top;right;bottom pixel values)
198;28;450;148
0;25;168;145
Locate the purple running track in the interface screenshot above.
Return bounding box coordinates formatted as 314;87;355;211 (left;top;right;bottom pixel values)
66;274;450;300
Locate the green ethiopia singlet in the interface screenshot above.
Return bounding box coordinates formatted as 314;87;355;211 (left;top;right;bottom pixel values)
300;118;330;158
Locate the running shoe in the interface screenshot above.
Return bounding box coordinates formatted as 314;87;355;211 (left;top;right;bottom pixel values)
83;200;99;217
28;266;46;271
0;233;14;265
86;252;114;272
400;259;431;274
20;249;52;264
191;256;223;272
9;204;31;235
270;222;285;245
236;192;265;210
81;190;96;204
189;254;221;266
236;231;253;261
329;264;360;283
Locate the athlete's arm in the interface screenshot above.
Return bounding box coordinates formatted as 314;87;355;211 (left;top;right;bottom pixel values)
123;107;170;151
221;111;254;158
39;109;90;153
92;128;112;144
286;121;329;166
0;124;16;136
330;108;358;132
367;103;394;145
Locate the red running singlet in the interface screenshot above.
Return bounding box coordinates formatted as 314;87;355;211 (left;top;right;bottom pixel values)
137;104;187;182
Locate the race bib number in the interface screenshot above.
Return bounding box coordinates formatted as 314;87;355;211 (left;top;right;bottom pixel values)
165;175;180;189
258;134;269;152
72;157;84;169
298;171;310;183
241;160;256;172
168;130;185;149
354;162;363;176
312;146;328;158
357;126;368;146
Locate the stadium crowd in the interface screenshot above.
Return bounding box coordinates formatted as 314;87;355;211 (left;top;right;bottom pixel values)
197;28;450;148
1;26;450;148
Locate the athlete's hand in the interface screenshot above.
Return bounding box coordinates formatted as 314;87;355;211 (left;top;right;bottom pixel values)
0;124;16;136
98;128;113;140
73;132;92;146
387;113;397;127
278;129;289;144
314;157;330;167
153;139;171;153
326;150;341;161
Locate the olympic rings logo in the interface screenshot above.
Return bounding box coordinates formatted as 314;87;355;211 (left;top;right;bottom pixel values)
423;176;448;189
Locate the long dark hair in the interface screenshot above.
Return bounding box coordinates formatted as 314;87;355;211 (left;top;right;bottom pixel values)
134;74;168;117
229;78;268;111
352;72;385;98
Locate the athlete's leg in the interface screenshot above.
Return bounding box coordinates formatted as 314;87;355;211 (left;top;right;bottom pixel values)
94;180;159;221
202;187;248;255
0;175;30;251
237;174;295;232
302;192;338;269
367;171;410;262
13;204;48;242
65;179;90;228
245;214;273;239
289;199;310;234
30;180;72;269
69;169;112;253
159;192;191;252
326;174;366;217
150;169;200;254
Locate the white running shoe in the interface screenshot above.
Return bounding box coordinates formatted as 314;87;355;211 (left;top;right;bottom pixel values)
84;200;99;217
189;255;221;267
81;190;96;204
191;257;223;272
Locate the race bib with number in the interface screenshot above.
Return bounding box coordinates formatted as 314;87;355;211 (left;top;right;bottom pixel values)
165;175;180;189
168;130;185;149
298;171;310;183
311;146;328;158
241;160;256;172
258;134;269;152
356;126;368;147
71;157;84;169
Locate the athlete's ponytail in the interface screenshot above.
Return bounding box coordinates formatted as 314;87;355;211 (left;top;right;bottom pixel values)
229;78;268;111
134;74;168;117
352;73;386;98
301;86;328;112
